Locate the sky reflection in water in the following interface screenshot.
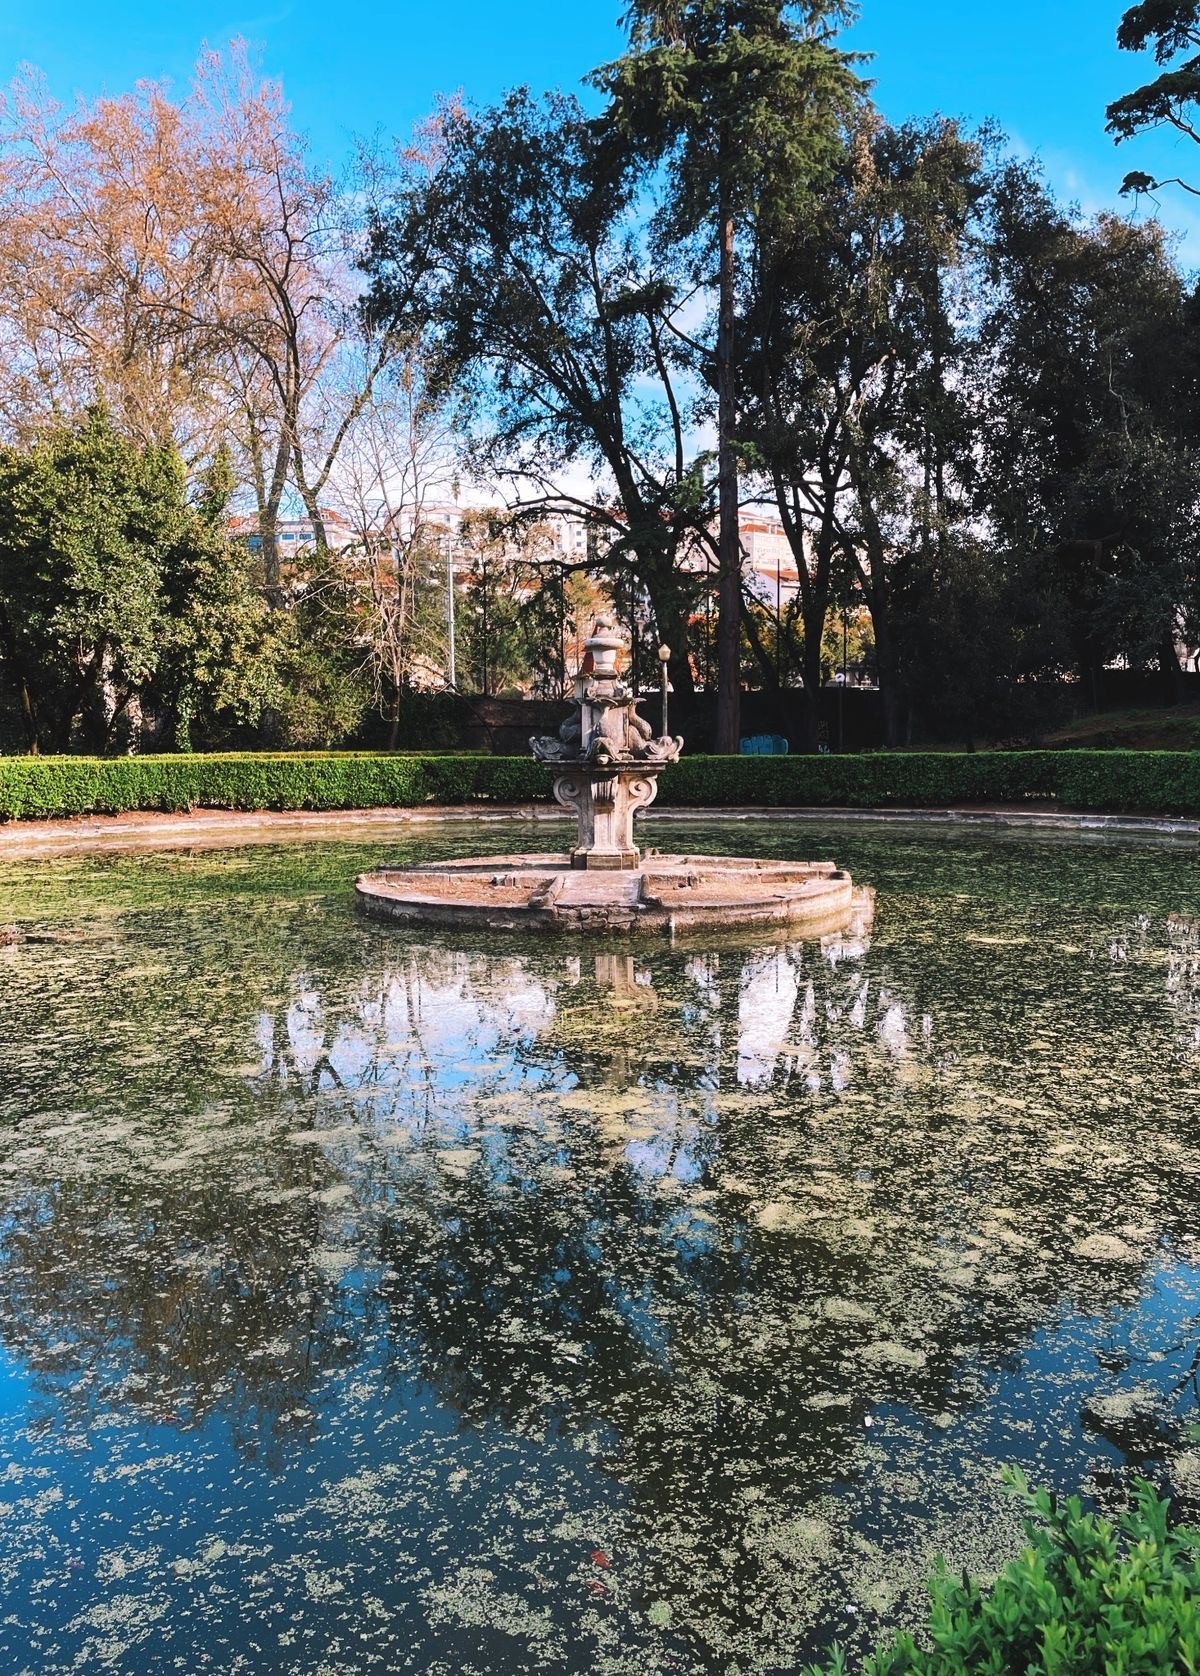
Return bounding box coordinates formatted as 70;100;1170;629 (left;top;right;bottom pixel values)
0;818;1198;1674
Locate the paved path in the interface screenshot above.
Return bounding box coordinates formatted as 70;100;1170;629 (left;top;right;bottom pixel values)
0;802;1196;859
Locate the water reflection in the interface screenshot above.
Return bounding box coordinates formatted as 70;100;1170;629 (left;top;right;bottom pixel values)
0;828;1198;1672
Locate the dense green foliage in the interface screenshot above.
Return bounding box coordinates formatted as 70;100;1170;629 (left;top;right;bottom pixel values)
4;15;1200;759
813;1470;1200;1676
1107;2;1200;197
366;75;1200;757
0;412;277;755
3;750;1199;821
0;753;549;820
661;751;1200;813
590;0;862;751
367;86;715;707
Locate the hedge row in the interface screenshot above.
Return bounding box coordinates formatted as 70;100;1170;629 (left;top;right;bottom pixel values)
0;753;549;821
661;750;1200;814
1;749;1199;821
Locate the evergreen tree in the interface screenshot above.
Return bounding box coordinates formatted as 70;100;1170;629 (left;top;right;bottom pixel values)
973;167;1199;705
1107;2;1200;197
591;0;862;750
0;411;278;752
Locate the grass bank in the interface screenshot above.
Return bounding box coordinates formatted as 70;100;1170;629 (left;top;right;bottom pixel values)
2;750;1200;822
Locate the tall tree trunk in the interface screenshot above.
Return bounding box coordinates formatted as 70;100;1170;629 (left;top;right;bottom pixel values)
874;616;903;748
715;198;741;754
17;678;38;755
774;484;836;754
637;547;694;702
244;407;292;607
1080;652;1103;713
800;609;826;753
294;460;329;554
0;601;39;753
260;427;293;606
59;636;110;752
1159;633;1183;705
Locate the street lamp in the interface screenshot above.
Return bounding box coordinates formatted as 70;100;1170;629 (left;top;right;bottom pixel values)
658;643;672;738
445;531;457;691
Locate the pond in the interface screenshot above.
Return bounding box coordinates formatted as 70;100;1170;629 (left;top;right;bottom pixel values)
0;816;1198;1674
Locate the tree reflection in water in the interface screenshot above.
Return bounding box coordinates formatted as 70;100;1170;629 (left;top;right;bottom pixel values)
0;826;1198;1673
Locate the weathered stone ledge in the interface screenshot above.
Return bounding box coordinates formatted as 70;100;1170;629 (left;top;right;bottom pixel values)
355;853;874;939
0;800;1196;859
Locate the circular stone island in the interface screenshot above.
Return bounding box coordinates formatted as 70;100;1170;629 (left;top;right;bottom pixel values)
355;852;874;939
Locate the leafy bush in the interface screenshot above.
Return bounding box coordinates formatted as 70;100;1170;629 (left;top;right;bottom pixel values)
813;1470;1200;1676
1054;751;1200;818
1;749;1199;821
658;753;1061;809
659;750;1200;813
0;752;549;821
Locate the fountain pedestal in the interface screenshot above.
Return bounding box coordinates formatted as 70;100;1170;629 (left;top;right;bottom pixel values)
551;766;662;870
530;619;681;871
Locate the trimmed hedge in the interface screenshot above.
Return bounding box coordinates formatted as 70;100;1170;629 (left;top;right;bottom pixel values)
1;749;1199;822
658;750;1200;815
0;753;549;821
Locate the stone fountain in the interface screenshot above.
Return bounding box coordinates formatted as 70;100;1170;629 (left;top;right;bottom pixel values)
528;617;682;871
356;620;872;938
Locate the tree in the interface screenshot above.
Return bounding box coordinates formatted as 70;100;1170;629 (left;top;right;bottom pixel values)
154;444;278;751
313;352;460;747
0;407;178;752
455;513;534;697
0;407;274;753
0;69;223;453
740;116;985;746
366;90;714;703
973;165;1199;707
591;0;861;751
1107;2;1200;196
181;52;403;593
0;45;403;596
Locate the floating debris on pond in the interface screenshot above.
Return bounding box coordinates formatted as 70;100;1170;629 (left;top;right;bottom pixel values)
0;819;1197;1673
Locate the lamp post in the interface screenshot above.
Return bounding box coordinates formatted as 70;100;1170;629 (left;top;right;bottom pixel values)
838;606;848;753
658;643;672;738
446;531;457;691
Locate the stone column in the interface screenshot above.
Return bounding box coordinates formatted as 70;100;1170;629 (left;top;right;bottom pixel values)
553;765;662;870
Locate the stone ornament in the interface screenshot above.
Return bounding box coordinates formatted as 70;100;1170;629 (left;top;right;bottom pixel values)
530;618;683;870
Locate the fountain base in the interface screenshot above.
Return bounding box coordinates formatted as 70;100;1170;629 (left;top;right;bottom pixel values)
356;853;874;939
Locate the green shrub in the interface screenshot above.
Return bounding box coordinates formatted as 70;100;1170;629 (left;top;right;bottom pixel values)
813;1470;1200;1676
658;750;1200;814
658;753;1062;810
1;749;1199;821
1054;751;1200;818
0;752;549;821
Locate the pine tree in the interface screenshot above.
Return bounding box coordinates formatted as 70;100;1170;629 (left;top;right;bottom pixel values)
591;1;862;749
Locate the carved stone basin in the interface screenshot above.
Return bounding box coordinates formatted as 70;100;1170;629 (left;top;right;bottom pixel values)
355;853;875;939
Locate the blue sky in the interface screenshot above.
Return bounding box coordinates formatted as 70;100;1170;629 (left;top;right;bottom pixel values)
5;0;1200;261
